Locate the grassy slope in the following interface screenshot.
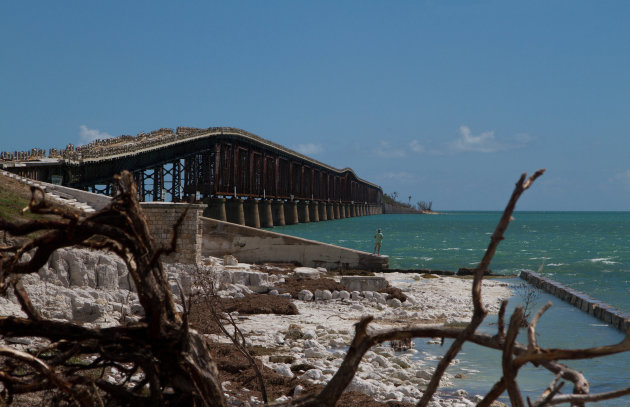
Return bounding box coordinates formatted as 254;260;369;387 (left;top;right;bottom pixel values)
0;174;45;222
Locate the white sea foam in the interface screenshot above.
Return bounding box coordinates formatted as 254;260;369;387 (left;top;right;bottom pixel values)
589;257;619;265
442;248;460;251
546;263;565;267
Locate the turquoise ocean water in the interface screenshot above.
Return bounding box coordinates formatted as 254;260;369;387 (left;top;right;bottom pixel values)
271;212;630;405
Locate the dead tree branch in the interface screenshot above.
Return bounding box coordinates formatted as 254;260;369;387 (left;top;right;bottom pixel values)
6;168;630;407
0;171;226;406
417;169;546;406
504;307;525;407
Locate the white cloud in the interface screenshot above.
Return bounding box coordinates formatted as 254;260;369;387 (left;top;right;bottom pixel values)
374;141;406;158
444;126;534;153
450;125;501;153
409;140;425;153
78;125;111;145
293;143;323;156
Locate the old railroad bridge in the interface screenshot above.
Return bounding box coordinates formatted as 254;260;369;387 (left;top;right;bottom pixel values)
1;127;383;228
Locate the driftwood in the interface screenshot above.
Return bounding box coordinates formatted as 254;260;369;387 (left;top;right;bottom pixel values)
0;171;225;406
2;168;630;406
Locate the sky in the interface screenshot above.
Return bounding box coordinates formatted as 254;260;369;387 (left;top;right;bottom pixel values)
1;1;629;211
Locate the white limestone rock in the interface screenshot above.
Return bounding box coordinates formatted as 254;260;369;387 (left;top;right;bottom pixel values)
298;289;314;301
384;389;404;401
223;255;238;266
303;339;324;350
294;267;320;279
346;377;378;397
416;368;435;380
304;348;327;359
387;298;402;308
274;364;294;378
329;337;347;348
302;329;317;340
372;292;387;304
372;354;389;368
302;368;323;381
314;289;332;301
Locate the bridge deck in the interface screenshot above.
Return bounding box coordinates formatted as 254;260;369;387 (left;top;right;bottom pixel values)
1;127;385;227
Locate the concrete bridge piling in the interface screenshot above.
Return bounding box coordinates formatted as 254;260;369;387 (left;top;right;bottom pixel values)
198;198;383;229
244;199;260;229
319;202;327;221
284;201;299;225
204;197;227;222
261;200;274;228
297;201;310;223
309;201;319;222
272;200;286;226
226;198;245;226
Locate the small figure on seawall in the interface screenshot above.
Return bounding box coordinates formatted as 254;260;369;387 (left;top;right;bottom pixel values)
373;228;383;256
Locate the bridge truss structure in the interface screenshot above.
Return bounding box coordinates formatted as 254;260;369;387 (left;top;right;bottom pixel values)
2;127;383;226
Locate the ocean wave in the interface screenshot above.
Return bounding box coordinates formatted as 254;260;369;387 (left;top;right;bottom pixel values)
546;263;565;267
442;248;460;251
589;257;619;265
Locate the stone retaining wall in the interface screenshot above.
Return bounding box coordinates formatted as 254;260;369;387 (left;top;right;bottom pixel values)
520;270;630;332
140;203;206;264
201;217;388;271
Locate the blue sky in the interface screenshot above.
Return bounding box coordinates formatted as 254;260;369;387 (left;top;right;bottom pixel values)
1;1;629;210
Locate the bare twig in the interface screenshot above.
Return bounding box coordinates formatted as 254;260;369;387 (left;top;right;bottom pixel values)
504;307;525;407
527;301;552;354
417;169;545;406
495;299;508;340
529;373;565;407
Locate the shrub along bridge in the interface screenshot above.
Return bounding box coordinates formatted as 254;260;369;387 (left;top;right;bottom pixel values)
1;127;383;228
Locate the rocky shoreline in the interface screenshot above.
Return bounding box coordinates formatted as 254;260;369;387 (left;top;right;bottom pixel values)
0;248;511;406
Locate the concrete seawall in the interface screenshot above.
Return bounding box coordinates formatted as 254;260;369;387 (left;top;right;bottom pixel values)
520;270;630;332
201;217;388;271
